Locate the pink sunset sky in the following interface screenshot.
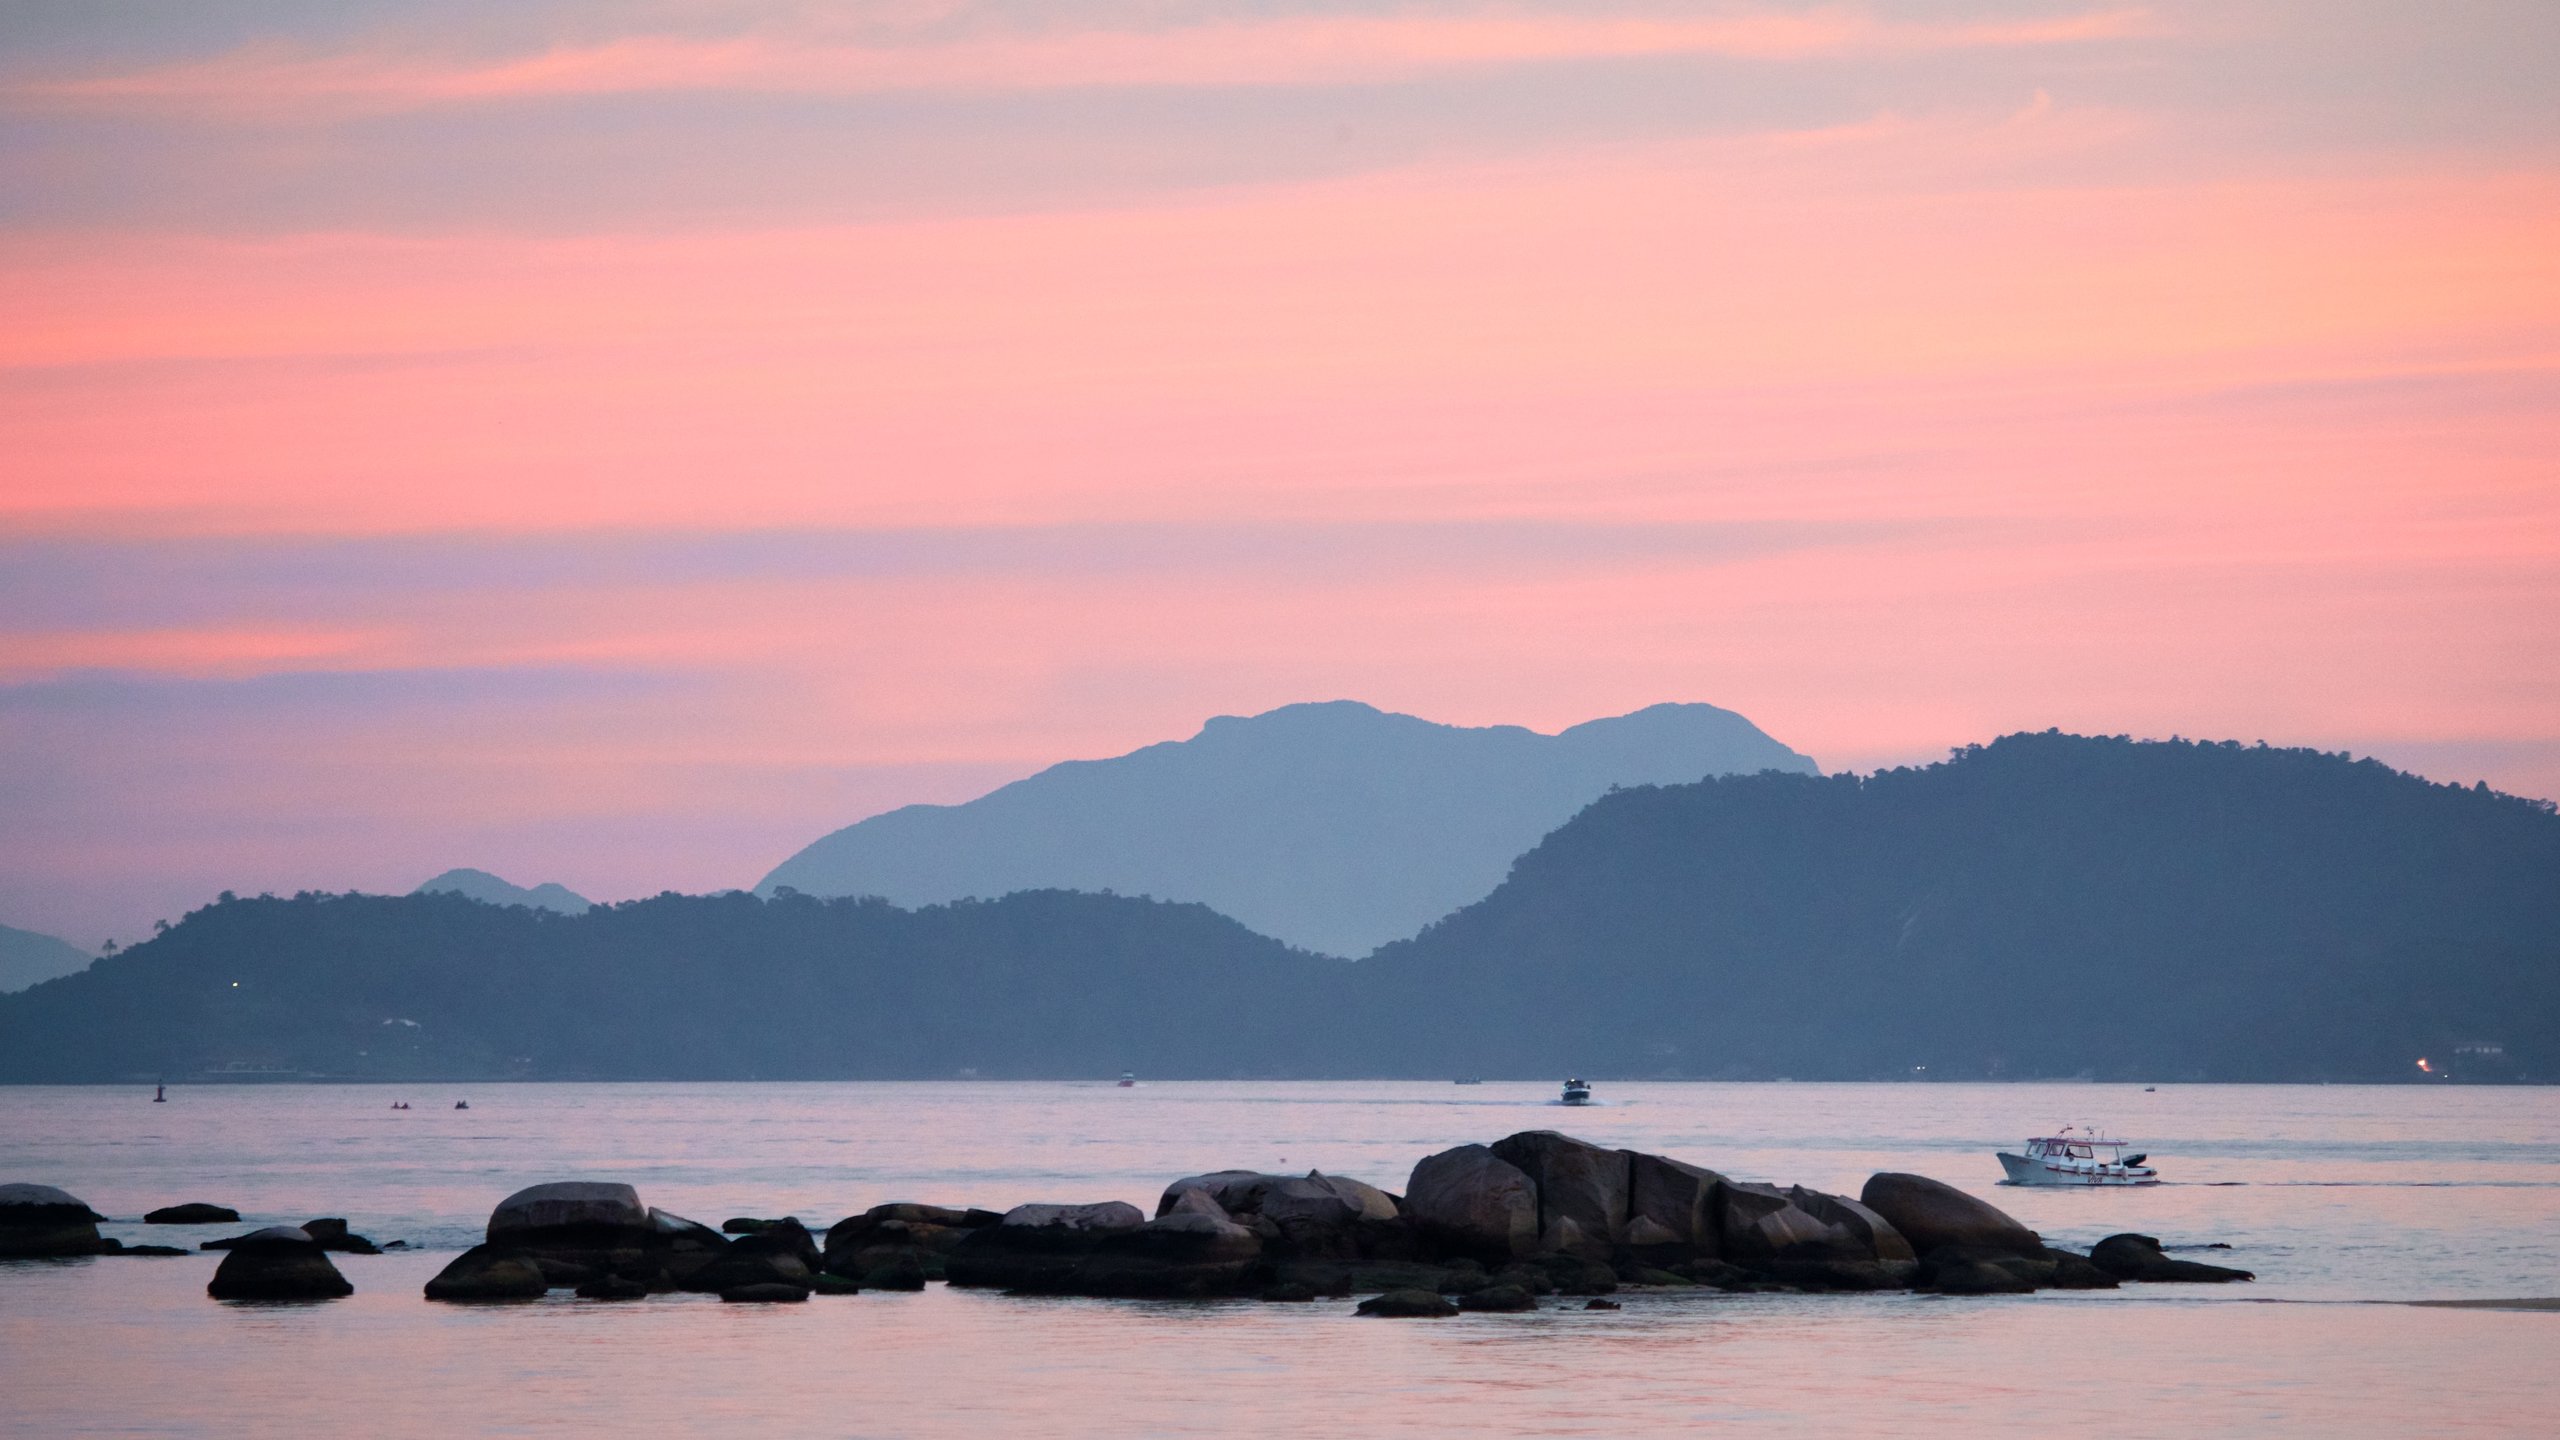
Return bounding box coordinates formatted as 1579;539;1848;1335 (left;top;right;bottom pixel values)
3;0;2556;946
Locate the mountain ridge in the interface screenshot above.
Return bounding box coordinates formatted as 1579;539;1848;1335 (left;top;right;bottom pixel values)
0;922;93;995
759;699;1818;955
413;868;594;915
3;731;2550;1083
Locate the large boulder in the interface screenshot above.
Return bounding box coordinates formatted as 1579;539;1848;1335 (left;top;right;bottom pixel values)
727;1217;819;1270
144;1203;239;1225
944;1201;1145;1290
2088;1234;2254;1283
299;1219;382;1255
1404;1145;1538;1259
1858;1173;2040;1257
424;1244;549;1301
1489;1132;1630;1257
1160;1171;1396;1227
1624;1153;1725;1256
1157;1171;1275;1217
676;1217;814;1293
206;1227;352;1300
487;1181;650;1250
822;1203;990;1283
0;1183;115;1257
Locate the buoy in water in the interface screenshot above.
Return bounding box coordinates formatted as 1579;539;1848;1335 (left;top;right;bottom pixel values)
152;1084;166;1103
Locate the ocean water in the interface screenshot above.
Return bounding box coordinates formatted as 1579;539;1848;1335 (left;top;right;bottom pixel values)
3;1081;2554;1437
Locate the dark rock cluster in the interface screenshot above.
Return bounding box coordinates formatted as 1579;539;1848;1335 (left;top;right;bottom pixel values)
8;1141;2255;1313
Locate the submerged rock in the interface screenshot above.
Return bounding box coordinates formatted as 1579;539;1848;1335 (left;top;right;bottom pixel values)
206;1227;352;1300
144;1203;239;1225
720;1282;810;1303
576;1274;650;1301
0;1183;115;1258
2088;1233;2253;1283
1457;1283;1536;1313
424;1244;549;1301
1355;1288;1458;1318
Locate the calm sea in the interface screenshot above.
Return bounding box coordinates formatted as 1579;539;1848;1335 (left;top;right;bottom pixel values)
3;1081;2555;1437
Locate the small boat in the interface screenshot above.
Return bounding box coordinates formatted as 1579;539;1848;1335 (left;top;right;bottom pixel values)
1560;1077;1593;1106
1116;1071;1137;1088
1997;1126;2158;1186
454;1100;469;1110
1453;1077;1483;1085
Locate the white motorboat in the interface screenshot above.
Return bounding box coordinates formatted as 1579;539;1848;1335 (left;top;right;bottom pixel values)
1997;1126;2158;1186
1560;1077;1593;1106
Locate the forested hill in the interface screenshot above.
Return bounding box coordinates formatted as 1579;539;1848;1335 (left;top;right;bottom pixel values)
1354;732;2560;1081
0;889;1344;1083
3;733;2554;1083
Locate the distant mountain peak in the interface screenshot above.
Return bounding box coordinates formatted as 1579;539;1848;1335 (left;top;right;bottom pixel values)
758;700;1817;956
413;868;593;916
0;921;94;995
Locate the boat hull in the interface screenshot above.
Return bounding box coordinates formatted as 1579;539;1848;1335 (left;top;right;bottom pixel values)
1997;1151;2158;1186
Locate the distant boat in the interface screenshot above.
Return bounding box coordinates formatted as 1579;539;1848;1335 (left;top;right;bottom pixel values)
1453;1077;1483;1085
1997;1126;2158;1186
1117;1072;1137;1088
454;1100;469;1110
1560;1077;1592;1106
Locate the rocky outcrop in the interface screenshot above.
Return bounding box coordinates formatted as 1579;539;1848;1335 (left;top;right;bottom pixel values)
1404;1145;1538;1259
424;1244;549;1301
1718;1182;1848;1262
206;1227;353;1300
2088;1234;2254;1283
1068;1211;1264;1297
1624;1154;1724;1255
944;1201;1145;1290
0;1183;116;1257
1858;1173;2040;1257
823;1202;998;1283
1160;1170;1396;1228
1489;1132;1629;1258
678;1219;818;1294
144;1203;239;1225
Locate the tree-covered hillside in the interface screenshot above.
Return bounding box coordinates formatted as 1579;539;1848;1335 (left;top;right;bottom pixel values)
1356;732;2560;1081
0;888;1343;1082
3;733;2552;1082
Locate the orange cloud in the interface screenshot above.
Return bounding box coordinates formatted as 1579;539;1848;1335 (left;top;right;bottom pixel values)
13;7;2157;117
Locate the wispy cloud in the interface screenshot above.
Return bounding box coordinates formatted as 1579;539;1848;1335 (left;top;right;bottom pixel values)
12;7;2156;117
